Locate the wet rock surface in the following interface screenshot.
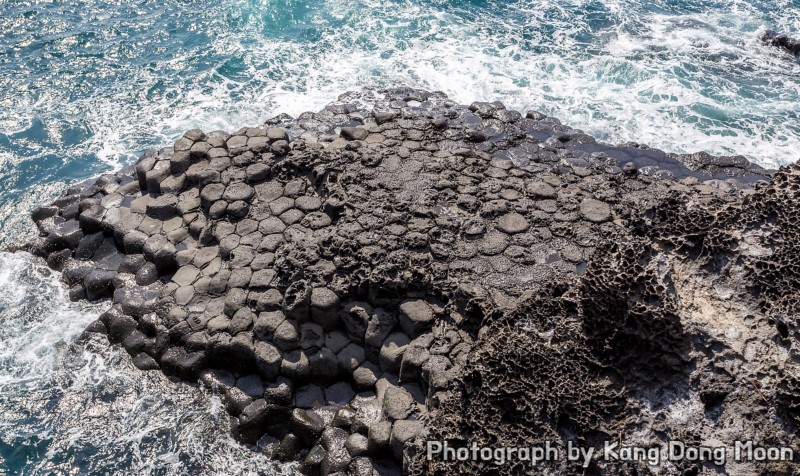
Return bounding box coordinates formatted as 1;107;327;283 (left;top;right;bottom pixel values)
761;30;800;57
26;87;799;475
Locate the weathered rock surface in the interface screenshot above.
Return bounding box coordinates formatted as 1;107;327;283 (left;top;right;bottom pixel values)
761;30;800;56
26;87;799;475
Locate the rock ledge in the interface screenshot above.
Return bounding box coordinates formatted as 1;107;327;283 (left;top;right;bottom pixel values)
28;88;799;475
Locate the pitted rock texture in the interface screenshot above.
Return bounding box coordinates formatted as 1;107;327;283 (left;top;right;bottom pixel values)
414;164;800;476
27;87;798;475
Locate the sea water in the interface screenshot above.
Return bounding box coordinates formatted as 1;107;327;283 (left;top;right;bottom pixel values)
0;253;294;475
0;0;798;473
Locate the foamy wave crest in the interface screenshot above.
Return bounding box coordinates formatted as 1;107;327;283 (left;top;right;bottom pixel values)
0;253;103;387
0;0;797;198
222;0;799;168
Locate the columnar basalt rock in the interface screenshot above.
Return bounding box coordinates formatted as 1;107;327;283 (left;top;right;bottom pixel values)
27;88;798;475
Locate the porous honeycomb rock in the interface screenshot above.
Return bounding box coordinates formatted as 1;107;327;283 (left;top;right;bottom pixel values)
28;87;796;476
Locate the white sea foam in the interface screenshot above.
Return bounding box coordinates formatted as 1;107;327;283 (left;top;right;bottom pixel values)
0;2;798;473
0;252;288;474
0;0;798;182
201;0;800;168
0;253;101;387
0;180;66;250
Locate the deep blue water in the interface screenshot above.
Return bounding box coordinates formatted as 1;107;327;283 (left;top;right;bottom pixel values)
0;0;798;474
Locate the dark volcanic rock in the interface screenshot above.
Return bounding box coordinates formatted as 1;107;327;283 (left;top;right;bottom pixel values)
761;30;800;56
26;87;795;476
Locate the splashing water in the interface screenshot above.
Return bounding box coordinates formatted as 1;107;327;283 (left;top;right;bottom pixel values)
1;0;799;249
0;253;290;475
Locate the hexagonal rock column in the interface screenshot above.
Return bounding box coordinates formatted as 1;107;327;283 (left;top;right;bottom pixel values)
26;87;773;476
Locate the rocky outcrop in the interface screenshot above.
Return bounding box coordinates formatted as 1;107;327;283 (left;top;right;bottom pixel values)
27;88;798;475
761;30;800;56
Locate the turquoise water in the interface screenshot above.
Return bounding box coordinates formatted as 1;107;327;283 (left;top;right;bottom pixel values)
1;0;800;247
0;0;799;474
